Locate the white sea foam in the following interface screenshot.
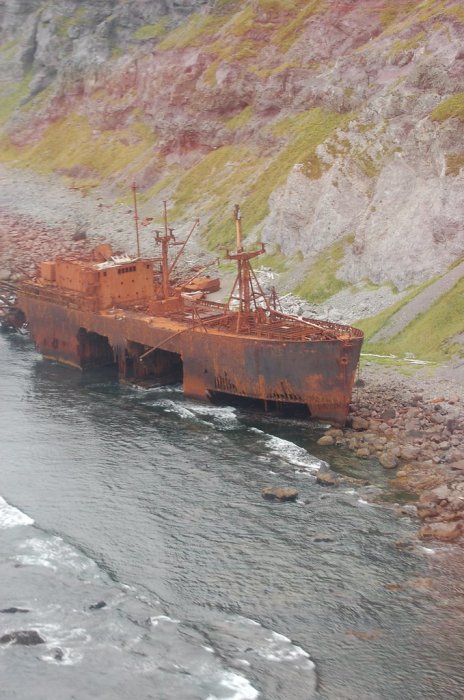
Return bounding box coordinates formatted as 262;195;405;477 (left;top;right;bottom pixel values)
39;625;90;666
0;495;34;528
419;546;436;555
150;614;180;626
206;671;259;700
186;403;239;430
156;399;197;419
16;536;99;575
158;399;240;430
262;434;322;473
259;631;314;667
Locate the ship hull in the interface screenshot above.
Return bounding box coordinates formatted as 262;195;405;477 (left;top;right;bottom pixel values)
18;294;362;425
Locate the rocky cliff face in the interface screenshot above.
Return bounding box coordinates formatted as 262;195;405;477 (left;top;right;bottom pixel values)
0;0;463;301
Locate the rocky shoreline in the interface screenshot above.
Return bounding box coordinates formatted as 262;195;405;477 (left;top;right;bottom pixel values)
317;364;464;543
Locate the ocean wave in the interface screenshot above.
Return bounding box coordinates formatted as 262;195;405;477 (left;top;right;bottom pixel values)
0;495;34;529
156;399;239;430
205;671;259;700
16;536;100;576
203;615;316;698
250;430;322;473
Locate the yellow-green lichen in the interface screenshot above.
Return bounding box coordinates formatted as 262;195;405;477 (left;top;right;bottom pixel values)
133;19;169;41
431;93;464;123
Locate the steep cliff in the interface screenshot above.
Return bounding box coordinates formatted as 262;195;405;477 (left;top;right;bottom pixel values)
1;0;463;358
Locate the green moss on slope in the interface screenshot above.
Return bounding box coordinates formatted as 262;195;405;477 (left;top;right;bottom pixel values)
361;277;464;362
294;237;352;303
431;93;464;123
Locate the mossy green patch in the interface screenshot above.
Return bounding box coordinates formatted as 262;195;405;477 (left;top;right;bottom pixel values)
362;277;464;362
55;7;87;38
0;71;32;125
388;30;425;56
133;18;169;41
273;0;327;51
304;152;330;179
168;144;263;248
294;237;352;303
225;105;253;130
157;13;225;50
238;108;349;233
445;153;464;176
431;92;464;123
257;246;288;273
1;114;156;183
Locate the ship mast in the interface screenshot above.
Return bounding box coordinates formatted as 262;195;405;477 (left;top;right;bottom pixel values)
226;205;270;330
131;182;141;258
154;201;199;299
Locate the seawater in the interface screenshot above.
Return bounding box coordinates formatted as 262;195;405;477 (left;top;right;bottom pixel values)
1;332;464;700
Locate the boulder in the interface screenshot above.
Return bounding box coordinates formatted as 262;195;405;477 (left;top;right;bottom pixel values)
0;630;45;645
351;416;369;431
261;486;298;502
379;451;398;469
0;607;29;614
356;447;370;458
418;521;462;542
316;471;339;486
89;600;107;610
317;435;334;446
400;445;421;461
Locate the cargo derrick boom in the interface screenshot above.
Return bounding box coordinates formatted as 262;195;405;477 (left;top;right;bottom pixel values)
16;204;363;425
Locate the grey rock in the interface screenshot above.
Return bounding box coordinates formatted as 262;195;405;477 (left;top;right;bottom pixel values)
261;486;298;502
0;630;45;645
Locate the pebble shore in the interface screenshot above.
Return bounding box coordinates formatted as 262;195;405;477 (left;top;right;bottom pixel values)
317;365;464;543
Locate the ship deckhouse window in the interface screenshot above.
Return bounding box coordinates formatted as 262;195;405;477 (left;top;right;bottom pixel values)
117;265;137;275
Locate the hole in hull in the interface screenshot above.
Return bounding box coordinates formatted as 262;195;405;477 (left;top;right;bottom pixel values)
77;328;116;370
208;390;311;418
124;342;183;388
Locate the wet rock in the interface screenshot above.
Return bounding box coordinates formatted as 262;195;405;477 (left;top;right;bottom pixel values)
261;486;298;502
359;485;383;500
327;428;344;439
379;450;398;469
0;630;45;645
316;471;339;486
312;533;335;542
0;607;30;614
384;582;403;591
89;600;107;610
418;521;462;542
394;538;415;550
356;447;370;458
52;647;64;661
351;416;369;431
317;435;334;446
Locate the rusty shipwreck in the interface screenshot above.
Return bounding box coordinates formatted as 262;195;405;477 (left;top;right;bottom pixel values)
16;203;363;425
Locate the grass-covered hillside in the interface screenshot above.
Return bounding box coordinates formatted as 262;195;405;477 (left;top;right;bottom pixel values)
0;0;463;362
